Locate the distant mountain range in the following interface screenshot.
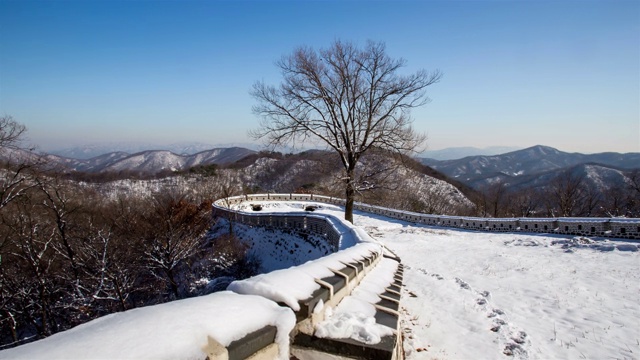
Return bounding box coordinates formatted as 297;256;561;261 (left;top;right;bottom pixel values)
420;145;640;190
42;147;257;173
4;143;637;217
48;142;261;160
420;146;522;160
7;144;639;199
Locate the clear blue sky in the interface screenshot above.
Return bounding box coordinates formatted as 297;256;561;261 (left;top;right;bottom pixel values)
1;0;638;153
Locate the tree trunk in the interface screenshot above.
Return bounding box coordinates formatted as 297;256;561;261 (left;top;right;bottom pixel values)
4;310;18;343
166;268;179;299
113;279;127;312
344;168;355;223
38;285;50;337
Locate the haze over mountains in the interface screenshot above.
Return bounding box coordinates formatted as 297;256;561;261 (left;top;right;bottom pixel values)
54;143;521;161
6;143;636;202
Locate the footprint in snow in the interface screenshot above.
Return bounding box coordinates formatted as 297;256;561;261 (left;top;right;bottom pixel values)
436;275;530;358
488;310;529;359
455;278;470;290
415;267;444;280
503;342;526;357
512;331;527;345
487;308;504;318
491;318;506;332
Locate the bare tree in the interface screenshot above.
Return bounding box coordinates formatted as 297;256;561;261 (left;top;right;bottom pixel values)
545;170;587;217
139;192;210;299
0;116;26;150
0;193;61;342
576;182;601;217
601;184;626;217
622;169;640;217
484;182;508;218
504;188;542;217
251;40;441;222
0;116;35;210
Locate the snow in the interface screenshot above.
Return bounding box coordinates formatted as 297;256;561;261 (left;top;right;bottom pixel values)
315;306;394;345
228;242;381;311
315;258;399;344
0;291;295;360
356;212;640;360
228;200;379;250
212;218;334;273
350;258;399;302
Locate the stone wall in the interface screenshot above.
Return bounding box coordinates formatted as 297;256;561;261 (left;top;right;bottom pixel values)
213;194;640;240
213;195;345;251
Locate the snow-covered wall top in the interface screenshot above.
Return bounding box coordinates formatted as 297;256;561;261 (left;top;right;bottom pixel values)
0;291;295;360
228;242;381;311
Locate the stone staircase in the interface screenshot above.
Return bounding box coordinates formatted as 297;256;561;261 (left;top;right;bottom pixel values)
293;251;405;359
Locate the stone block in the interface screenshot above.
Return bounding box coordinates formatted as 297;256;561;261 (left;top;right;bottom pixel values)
294;333;398;360
297;287;331;320
226;325;277;360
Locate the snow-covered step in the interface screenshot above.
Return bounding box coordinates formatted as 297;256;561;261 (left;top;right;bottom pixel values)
294;257;405;360
295;250;382;332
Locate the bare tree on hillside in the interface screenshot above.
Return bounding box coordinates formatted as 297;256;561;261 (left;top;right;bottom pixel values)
484;182;508;217
139;192;211;299
545;170;587;217
504;188;542;217
626;169;640;217
0;116;35;210
0;116;26;150
251;40;441;223
0;193;62;342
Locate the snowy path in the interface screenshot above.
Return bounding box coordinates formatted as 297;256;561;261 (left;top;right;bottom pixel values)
352;211;640;360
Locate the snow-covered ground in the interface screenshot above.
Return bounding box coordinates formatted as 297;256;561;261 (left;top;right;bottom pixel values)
355;212;640;360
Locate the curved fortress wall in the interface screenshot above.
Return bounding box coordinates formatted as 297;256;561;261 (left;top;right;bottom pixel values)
213;193;640;240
